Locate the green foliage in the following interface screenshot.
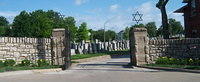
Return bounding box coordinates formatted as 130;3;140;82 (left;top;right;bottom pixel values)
64;17;78;41
0;27;7;36
122;23;154;40
4;59;16;66
72;53;106;60
145;22;157;37
76;22;89;42
0;16;9;26
0;16;9;36
155;57;200;66
0;60;4;67
146;64;200;70
105;30;116;41
20;60;31;66
12;10;54;38
0;66;60;73
168;18;184;35
37;59;49;67
92;29;116;42
157;18;184;37
156;27;163;36
92;29;104;41
131;24;145;28
123;27;130;40
72;50;129;60
11;10;75;38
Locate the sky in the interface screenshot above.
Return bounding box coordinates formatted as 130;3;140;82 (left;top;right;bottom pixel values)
0;0;186;32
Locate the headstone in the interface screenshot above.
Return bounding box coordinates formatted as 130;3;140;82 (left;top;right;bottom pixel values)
71;49;76;55
88;43;93;53
92;43;97;53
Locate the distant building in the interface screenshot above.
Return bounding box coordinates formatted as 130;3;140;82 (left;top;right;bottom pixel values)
175;0;200;38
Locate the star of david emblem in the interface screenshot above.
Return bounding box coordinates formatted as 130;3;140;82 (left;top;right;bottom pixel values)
132;11;143;25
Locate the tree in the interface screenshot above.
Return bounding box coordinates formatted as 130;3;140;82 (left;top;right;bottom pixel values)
30;10;54;38
88;29;94;42
123;27;130;40
157;26;163;37
105;30;116;41
0;16;9;36
76;22;89;42
145;22;157;37
47;10;64;28
12;10;66;38
0;27;7;36
156;0;170;39
12;11;32;37
64;17;78;41
157;19;183;37
168;18;183;35
0;16;9;26
92;29;116;42
92;29;104;42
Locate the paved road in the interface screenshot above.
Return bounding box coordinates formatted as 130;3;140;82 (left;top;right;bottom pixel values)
0;55;200;82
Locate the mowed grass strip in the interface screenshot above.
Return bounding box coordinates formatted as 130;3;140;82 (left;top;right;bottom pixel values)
146;64;200;70
71;50;130;60
0;66;60;73
71;53;106;60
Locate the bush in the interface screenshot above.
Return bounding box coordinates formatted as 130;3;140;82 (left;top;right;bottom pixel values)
37;59;49;67
4;59;16;66
0;60;4;67
20;60;31;66
155;57;170;65
155;57;200;66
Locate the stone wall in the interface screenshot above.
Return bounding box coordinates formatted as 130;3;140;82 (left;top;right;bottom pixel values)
0;37;129;64
71;40;130;55
129;27;200;65
148;38;200;63
0;37;51;63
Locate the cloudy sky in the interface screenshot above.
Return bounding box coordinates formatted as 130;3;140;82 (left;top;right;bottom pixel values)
0;0;185;32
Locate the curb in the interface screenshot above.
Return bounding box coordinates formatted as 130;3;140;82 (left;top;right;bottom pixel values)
0;68;62;77
138;66;200;74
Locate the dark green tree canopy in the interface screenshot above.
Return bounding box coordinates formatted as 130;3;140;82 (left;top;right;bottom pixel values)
11;10;78;39
64;17;78;41
123;27;130;40
12;10;54;37
76;22;89;42
157;18;184;37
145;22;157;37
92;29;116;42
168;18;183;35
0;16;9;26
0;16;9;36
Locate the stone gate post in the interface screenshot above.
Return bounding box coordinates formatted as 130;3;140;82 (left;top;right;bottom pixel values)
51;28;71;70
129;28;149;66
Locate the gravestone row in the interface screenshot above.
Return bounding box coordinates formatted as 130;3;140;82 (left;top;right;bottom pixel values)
70;40;130;55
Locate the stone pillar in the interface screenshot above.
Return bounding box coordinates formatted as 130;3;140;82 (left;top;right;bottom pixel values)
129;28;149;66
51;28;71;70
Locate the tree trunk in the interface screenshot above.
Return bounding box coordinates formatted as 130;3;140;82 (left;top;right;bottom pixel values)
161;7;170;39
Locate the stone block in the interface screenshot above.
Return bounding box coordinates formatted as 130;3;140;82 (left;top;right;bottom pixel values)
0;51;6;55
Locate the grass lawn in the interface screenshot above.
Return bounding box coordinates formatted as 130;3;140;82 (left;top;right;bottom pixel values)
146;64;200;70
71;50;129;60
0;66;60;73
71;53;107;60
